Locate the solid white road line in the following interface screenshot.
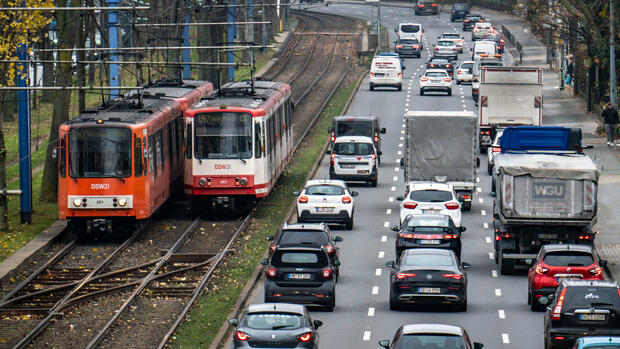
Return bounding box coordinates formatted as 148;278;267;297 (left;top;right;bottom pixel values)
495;288;502;296
386;209;392;215
368;307;375;317
483;222;489;229
381;235;387;242
492;269;498;278
502;334;510;344
485;236;492;243
498;309;506;319
372;286;379;295
384;221;390;227
376;268;382;276
378;251;385;258
489;252;494;260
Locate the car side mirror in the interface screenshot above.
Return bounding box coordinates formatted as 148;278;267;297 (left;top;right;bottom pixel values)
334;236;343;242
333;260;341;266
396;196;404;201
474;343;484;349
293;191;299;196
402;66;406;70
380;128;386;134
314;320;323;328
459;226;466;233
351;191;359;197
490;192;496;197
228;318;238;326
462;262;471;269
386;261;395;268
476;157;480;168
266;236;274;241
400;157;404;168
260;258;269;265
391;225;399;232
600;259;608;267
325;149;331;154
379;340;390;348
378;151;383;155
394;28;397;32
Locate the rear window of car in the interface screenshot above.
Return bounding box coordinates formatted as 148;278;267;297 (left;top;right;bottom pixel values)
442;34;460;39
425;71;448;78
244;313;303;330
460;62;474;69
410;189;453;202
403;254;454;267
563;286;620;307
395;334;466;349
453;4;468;10
437;41;453;47
430;59;449;64
306;185;345;195
333;142;373;155
335;121;372;137
466;15;482;21
543;252;595;267
273;251;328;267
400;25;420;33
278;230;329;245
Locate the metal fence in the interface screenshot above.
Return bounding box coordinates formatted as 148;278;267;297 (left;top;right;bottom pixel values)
501;23;523;64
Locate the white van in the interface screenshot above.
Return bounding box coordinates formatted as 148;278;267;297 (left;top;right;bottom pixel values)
471;40;497;60
395;23;424;50
369;56;403;91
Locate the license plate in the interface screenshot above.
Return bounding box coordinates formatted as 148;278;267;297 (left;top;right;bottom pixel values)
316;207;334;213
538;234;558;239
340;164;355;169
431;79;441;83
288;273;311;280
418;287;441;293
419;239;441;244
580;314;606;321
374;73;385;77
422;209;441;214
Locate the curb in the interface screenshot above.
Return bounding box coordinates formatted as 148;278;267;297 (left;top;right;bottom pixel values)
256;22;299;78
210;63;369;349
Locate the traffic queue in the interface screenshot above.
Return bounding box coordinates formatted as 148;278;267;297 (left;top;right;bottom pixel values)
228;3;620;349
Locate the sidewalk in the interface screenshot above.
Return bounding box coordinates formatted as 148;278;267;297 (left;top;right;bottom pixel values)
480;7;620;281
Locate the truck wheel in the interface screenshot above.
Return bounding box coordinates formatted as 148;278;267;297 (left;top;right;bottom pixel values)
499;252;515;275
447;89;452;96
370;179;378;187
370;85;374;91
487;163;493;175
457;80;461;85
420;89;424;96
491;177;496;192
462;201;471;211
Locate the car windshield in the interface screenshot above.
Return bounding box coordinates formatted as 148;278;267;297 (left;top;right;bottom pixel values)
484;35;500;41
335;120;372;137
460;62;474;70
306;185;345;195
564;287;620;307
410;190;453;202
244;313;303;330
543;252;595;267
425;72;448;78
194;112;252;159
278;230;328;245
272;251;328;267
401;25;420;33
333;142;373;155
395;334;466;349
399;39;419;45
403;254;454;267
437;41;453;47
68;127;132;178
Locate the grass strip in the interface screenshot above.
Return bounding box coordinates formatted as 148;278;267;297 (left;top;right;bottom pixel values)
169;81;358;349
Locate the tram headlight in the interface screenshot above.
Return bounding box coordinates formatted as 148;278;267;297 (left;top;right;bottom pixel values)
240;177;248;186
73;199;82;207
199;178;207;186
118;199;127;207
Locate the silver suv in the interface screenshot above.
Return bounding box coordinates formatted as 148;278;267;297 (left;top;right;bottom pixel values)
329;136;379;187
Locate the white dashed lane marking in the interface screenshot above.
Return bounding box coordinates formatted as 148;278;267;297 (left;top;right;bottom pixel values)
397;151;402;155
394;167;399;172
495;288;502;296
479;198;484;203
481;209;486;216
372;286;379;295
363;331;371;341
386;209;392;215
391;186;396;191
485;236;492;243
376;268;382;276
498;309;505;319
384;221;390;227
368;307;375;316
483;222;489;229
378;251;385;258
393;176;398;181
381;235;387;242
389;197;394;202
502;334;510;344
488;252;494;260
491;269;498;278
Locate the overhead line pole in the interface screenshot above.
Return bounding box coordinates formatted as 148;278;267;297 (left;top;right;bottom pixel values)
108;0;120;99
610;0;616;109
17;44;31;224
183;0;191;79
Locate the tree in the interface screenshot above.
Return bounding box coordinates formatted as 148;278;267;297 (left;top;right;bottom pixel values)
0;1;52;230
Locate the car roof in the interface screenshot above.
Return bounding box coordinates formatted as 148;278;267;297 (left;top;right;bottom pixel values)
561;280;619;288
475;40;497;45
475;22;492;26
247;303;305;314
304;179;347;188
409;182;454;190
333;115;377;121
403;248;454;256
399;22;421;26
333;135;374;143
400;324;464;336
437;39;456;43
441;32;461;36
275;246;327;253
580;337;620;345
540;244;594;254
459;61;475;65
281;222;327;231
424;69;449;74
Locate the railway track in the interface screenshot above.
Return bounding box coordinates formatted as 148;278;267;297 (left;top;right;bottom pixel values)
0;11;361;349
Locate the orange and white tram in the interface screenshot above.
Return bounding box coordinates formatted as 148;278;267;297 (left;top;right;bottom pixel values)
58;80;214;235
183;80;294;211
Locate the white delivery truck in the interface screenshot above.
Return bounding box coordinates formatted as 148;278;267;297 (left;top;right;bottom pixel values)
478;66;543;151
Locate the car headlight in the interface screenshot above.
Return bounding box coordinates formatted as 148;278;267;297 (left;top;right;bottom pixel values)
118;199;127;207
73;199;82;207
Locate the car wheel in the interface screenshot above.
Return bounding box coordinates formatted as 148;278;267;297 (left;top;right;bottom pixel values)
420;88;424;96
457;80;461;85
370;85;374;91
447;89;452;96
389;293;402;310
370;179;378;187
325;292;335;312
397;84;402;91
487;162;493;175
527;289;532;305
345;215;353;230
456;299;467;312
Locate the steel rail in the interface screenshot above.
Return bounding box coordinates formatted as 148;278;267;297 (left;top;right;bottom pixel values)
287;13;325;86
262;15;309;80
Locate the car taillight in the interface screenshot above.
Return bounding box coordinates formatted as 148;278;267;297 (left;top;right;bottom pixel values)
500;39;504;43
299;195;308;203
398;233;414;238
321;268;332;279
398;72;402;78
446;64;452;68
297;332;313;342
435;46;439;51
442;273;462;280
552;288;567;320
330;153;335;166
267;267;277;278
443;234;457;239
412;45;419;48
491;147;501;153
369;72;374;77
465;19;470;22
431;3;437;6
589;267;603;276
578;234;593;240
534;265;549;275
331;132;335;142
430;64;435;67
396;272;416;279
323;245;334;254
374;133;379;142
421;77;429;81
396;44;403;48
457;70;462;74
452;47;457;51
443;77;452;82
235;331;251;341
403;202;418;209
342;196;352;203
270;244;277;252
445;202;459;210
480;130;491;135
418;4;424;6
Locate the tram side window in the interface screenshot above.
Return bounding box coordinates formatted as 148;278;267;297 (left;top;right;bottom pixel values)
278;105;284;141
268;117;275;154
156;129;163;170
185;124;192;159
59;137;66;178
149;134;156;175
254;123;262;159
167;123;173;163
143;137;148;176
176;116;182;160
134;136;142;177
287;101;292;137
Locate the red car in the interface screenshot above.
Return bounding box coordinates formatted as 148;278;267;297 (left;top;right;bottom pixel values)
528;244;607;311
481;33;504;53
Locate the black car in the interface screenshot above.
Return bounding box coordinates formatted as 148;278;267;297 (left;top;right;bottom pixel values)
426;57;454;76
379;324;483;349
462;14;484;31
229;303;322;349
267;222;342;279
392;214;465;259
450;3;469;22
414;0;438;15
386;248;469;311
544;280;620;349
394;39;421;58
262;246;338;311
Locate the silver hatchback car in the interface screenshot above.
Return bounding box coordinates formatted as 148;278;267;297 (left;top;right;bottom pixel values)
433;39;458;60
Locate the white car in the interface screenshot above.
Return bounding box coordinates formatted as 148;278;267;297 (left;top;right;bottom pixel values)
486;129;504;175
433;39;459;60
439;32;464;52
420;69;452;96
397;182;462;227
456;61;474;84
295;179;358;229
472;22;493;40
329;136;379;186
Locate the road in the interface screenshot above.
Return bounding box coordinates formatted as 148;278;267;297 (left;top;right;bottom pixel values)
240;3;608;348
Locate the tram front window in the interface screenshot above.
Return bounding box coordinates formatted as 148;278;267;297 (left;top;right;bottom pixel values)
194;112;252;159
69;127;132;178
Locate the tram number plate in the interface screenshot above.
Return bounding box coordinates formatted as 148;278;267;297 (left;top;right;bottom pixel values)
418;287;441;293
580;314;605;321
288;273;311;280
340;164;355;169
